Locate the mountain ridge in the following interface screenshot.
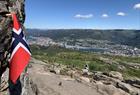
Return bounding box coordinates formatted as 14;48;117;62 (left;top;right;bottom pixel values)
27;29;140;48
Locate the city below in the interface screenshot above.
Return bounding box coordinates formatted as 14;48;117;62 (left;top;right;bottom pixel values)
28;36;140;56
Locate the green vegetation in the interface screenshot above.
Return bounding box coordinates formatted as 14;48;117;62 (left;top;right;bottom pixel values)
101;54;140;63
31;45;140;78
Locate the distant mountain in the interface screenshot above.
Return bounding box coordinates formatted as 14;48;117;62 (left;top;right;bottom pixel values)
26;29;140;48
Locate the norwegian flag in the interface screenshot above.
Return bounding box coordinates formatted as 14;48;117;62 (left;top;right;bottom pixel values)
9;14;31;84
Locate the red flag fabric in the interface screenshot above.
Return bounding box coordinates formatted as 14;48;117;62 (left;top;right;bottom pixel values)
9;14;31;84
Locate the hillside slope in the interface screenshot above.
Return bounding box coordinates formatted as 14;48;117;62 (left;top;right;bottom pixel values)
27;29;140;48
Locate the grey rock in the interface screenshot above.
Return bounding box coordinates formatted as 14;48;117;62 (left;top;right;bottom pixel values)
96;81;129;95
117;82;140;95
125;78;140;89
109;71;123;80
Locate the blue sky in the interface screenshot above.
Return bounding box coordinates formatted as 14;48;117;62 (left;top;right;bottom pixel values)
25;0;140;29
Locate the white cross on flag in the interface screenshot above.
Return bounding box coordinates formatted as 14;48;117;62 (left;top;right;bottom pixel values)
9;14;31;84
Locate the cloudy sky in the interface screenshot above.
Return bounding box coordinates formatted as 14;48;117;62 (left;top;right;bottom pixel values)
25;0;140;29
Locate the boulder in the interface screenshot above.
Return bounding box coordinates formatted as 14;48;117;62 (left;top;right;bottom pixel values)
118;65;126;71
93;71;140;95
50;67;61;75
125;78;140;88
96;81;129;95
109;71;123;80
117;82;140;95
80;77;90;83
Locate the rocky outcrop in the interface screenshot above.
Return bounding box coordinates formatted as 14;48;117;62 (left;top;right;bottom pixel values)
93;71;140;95
1;58;140;95
124;62;140;69
0;60;39;95
95;81;129;95
116;82;140;95
41;59;140;95
109;71;123;80
20;71;39;95
124;78;140;88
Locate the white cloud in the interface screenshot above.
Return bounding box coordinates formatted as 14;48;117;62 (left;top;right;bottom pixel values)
102;14;109;18
117;12;126;16
134;3;140;9
74;14;93;19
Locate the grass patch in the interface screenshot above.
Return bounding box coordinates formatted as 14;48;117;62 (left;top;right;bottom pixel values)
31;45;140;78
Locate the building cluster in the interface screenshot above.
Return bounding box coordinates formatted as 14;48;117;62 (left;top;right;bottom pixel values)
28;37;140;56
